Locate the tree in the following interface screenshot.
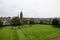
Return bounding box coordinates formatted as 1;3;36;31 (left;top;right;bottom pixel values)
29;18;35;27
11;17;20;26
58;20;60;25
29;18;35;24
52;18;58;25
40;21;43;24
0;19;3;28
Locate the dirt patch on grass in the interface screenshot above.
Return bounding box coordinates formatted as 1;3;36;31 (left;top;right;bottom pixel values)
51;37;60;40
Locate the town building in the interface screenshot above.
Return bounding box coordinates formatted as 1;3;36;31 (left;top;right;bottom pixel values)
0;11;60;25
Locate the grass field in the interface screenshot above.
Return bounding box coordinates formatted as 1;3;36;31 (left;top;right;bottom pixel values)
0;24;60;40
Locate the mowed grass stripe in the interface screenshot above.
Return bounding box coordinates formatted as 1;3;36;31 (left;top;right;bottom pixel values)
0;24;60;40
0;26;12;40
18;29;26;40
13;29;19;40
21;24;60;40
11;30;13;40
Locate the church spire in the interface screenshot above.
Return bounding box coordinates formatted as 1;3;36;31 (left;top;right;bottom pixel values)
20;11;23;20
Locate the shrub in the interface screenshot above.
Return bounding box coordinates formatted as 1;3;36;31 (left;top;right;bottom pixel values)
52;18;58;25
0;19;3;28
11;17;20;26
40;21;43;24
58;20;60;25
29;19;35;24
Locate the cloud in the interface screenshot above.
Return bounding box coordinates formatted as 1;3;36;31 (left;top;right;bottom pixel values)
0;0;60;18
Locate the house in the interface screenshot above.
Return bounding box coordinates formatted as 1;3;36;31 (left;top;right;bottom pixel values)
0;17;11;25
0;11;60;25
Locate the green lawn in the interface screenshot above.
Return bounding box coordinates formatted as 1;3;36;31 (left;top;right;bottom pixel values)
0;26;12;40
0;24;60;40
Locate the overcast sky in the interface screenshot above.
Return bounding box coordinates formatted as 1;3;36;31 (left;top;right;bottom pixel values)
0;0;60;18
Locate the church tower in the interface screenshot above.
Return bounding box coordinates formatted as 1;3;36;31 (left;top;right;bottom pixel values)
20;11;23;20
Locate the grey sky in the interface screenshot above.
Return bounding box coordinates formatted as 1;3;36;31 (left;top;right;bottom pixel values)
0;0;60;18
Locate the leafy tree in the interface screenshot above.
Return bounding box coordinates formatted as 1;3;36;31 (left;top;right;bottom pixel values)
58;20;60;25
11;17;20;26
29;18;35;24
40;21;43;24
52;18;58;25
29;18;35;27
0;19;3;28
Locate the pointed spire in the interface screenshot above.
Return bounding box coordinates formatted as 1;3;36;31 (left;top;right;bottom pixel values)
20;11;23;20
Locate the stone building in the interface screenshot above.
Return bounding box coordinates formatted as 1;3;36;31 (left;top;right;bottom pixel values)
0;11;59;25
0;17;11;25
20;11;23;19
